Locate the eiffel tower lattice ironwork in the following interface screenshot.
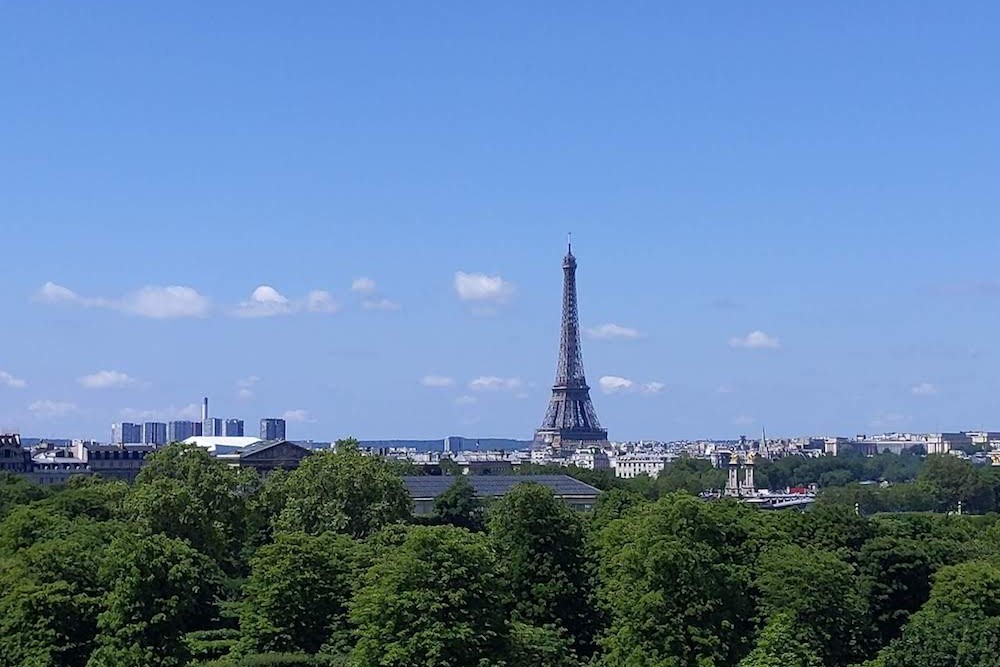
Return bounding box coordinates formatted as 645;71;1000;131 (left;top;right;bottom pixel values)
533;241;609;452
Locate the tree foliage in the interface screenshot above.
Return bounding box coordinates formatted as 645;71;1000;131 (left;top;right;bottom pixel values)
274;442;410;538
349;525;507;667
238;532;359;656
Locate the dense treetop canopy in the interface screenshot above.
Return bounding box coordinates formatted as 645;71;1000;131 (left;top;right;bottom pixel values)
0;443;996;667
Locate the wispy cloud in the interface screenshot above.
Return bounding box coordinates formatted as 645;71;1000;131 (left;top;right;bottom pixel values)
599;376;634;394
469;376;522;391
729;330;780;349
733;415;755;426
0;371;26;388
35;282;211;319
598;376;665;395
306;290;340;314
282;409;314;423
29;400;79;418
454;272;515;303
716;384;735;394
911;382;938;396
362;298;401;311
78;370;135;389
236;376;260;400
421;375;455;388
454;395;477;406
351;277;376;294
588;323;641;340
234;285;293;318
234;285;342;317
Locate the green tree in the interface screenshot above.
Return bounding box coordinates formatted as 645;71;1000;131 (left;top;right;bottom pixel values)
134;443;247;564
275;442;410;538
858;535;936;645
874;559;1000;667
87;532;222;667
432;475;485;531
238;532;358;656
918;455;994;513
489;483;599;654
349;525;507;667
123;477;225;558
0;521;118;667
738;613;822;667
0;472;49;519
595;494;754;667
508;622;582;667
754;544;869;667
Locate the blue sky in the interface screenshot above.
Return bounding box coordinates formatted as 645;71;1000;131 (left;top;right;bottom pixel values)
3;3;1000;441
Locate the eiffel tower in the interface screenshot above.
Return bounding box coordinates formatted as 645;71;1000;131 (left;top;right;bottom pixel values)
534;241;609;453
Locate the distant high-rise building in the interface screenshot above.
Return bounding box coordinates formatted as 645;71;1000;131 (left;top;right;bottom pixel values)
224;418;244;437
167;420;199;442
203;417;224;437
260;418;286;440
142;422;167;446
112;422;142;444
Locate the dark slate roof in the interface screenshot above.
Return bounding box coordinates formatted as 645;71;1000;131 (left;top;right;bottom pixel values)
240;439;309;457
402;474;600;500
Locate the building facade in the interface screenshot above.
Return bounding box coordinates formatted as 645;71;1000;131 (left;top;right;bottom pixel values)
260;418;286;441
203;417;224;437
112;422;142;444
167;420;200;443
142;422;167;446
224;418;245;437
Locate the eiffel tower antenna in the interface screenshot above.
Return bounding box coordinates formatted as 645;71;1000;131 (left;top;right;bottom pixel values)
533;240;609;453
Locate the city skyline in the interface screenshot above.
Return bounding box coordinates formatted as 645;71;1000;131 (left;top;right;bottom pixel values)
4;5;1000;440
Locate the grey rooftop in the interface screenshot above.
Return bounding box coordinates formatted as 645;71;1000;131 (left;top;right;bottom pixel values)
402;474;600;500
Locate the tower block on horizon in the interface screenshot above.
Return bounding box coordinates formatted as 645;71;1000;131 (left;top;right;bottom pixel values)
534;242;609;453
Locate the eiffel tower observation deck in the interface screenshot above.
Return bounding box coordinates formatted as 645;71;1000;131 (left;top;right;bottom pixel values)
534;241;609;453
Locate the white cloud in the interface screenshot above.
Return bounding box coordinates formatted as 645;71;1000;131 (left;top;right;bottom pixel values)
121;286;211;319
469;376;522;391
454;395;477;406
421;375;455;388
0;371;26;388
911;382;939;396
78;370;135;389
233;287;341;317
34;282;210;318
235;285;292;318
35;281;84;304
599;375;664;395
716;384;735;394
734;415;755;426
362;298;401;311
28;400;79;418
454;272;515;303
729;330;780;349
599;376;634;394
282;409;314;423
588;323;641;340
236;376;260;400
351;277;376;294
306;290;340;314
